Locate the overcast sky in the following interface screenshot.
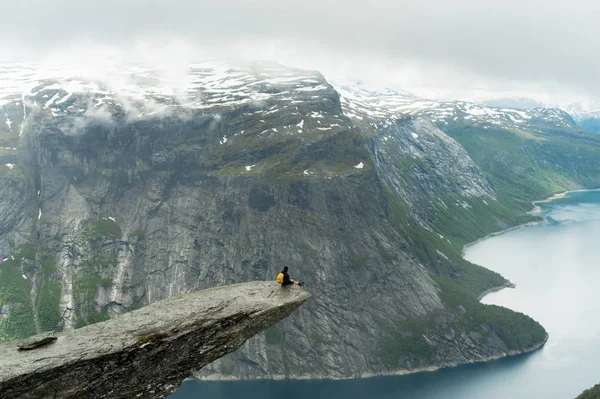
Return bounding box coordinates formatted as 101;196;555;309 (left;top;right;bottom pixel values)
2;0;599;104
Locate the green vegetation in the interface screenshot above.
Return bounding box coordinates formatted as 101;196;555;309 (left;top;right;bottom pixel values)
84;218;122;241
40;255;57;275
93;218;122;239
32;245;61;333
17;244;36;261
36;281;61;331
381;118;600;311
209;114;370;182
377;324;435;366
384;187;506;297
0;241;64;338
73;271;112;299
577;384;600;399
443;122;600;211
378;183;547;368
129;229;146;240
436;277;547;347
378;309;546;370
85;309;110;326
73;270;112;328
0;259;36;341
431;195;540;248
74;309;110;329
377;275;547;368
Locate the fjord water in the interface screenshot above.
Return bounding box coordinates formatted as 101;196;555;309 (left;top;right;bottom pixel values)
170;191;600;399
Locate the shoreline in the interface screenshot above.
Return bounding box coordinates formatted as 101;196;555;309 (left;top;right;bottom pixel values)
196;189;596;384
195;334;549;382
463;187;600;256
533;188;600;205
476;281;516;301
461;219;546;256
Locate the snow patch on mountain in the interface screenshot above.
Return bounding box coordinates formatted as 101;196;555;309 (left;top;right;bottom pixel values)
336;84;575;129
0;60;332;129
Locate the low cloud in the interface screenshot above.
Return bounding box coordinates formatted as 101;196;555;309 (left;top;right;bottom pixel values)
84;105;114;124
1;0;599;107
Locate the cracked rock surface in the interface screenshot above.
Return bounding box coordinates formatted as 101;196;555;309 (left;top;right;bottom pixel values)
0;282;310;399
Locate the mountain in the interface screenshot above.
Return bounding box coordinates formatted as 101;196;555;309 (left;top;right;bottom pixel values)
480;95;600;134
483;97;546;110
337;86;576;131
560;103;600;133
4;59;600;380
338;85;600;213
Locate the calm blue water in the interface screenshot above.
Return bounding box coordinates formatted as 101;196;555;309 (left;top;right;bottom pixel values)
170;191;600;399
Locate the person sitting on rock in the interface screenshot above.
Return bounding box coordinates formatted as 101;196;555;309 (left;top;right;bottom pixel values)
277;266;303;286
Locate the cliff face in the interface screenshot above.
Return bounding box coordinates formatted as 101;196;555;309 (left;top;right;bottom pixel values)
0;61;554;379
0;282;310;399
369;117;495;227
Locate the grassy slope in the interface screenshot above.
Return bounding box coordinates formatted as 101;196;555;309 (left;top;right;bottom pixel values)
407;120;600;300
0;243;63;341
443;122;600;210
411;121;600;252
382;120;600;368
370;118;600;370
376;187;547;368
0;218;122;341
0;258;37;340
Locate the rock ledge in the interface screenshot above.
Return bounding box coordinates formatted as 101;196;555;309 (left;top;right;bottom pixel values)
0;282;310;399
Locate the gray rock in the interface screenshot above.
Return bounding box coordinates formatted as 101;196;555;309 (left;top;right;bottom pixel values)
0;282;310;399
16;335;57;350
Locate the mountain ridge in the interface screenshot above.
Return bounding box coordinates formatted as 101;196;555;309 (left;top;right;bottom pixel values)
3;59;599;380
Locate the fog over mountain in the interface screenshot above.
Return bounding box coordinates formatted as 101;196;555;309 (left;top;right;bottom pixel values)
1;0;600;107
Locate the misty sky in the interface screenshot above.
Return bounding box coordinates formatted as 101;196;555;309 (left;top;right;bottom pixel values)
2;0;599;104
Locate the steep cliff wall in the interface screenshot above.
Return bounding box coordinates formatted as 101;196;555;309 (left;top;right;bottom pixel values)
0;62;552;379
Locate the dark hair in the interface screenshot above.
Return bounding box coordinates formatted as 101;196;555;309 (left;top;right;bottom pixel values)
283;266;289;273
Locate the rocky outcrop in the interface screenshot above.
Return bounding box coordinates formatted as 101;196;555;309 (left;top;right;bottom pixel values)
370;117;495;226
0;282;310;399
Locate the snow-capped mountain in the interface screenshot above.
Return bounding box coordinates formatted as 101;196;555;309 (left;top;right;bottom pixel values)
0;59;584;145
483;97;546;110
0;60;329;109
0;59;337;140
2;58;598;382
561;102;600;132
481;96;600;125
336;84;576;130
